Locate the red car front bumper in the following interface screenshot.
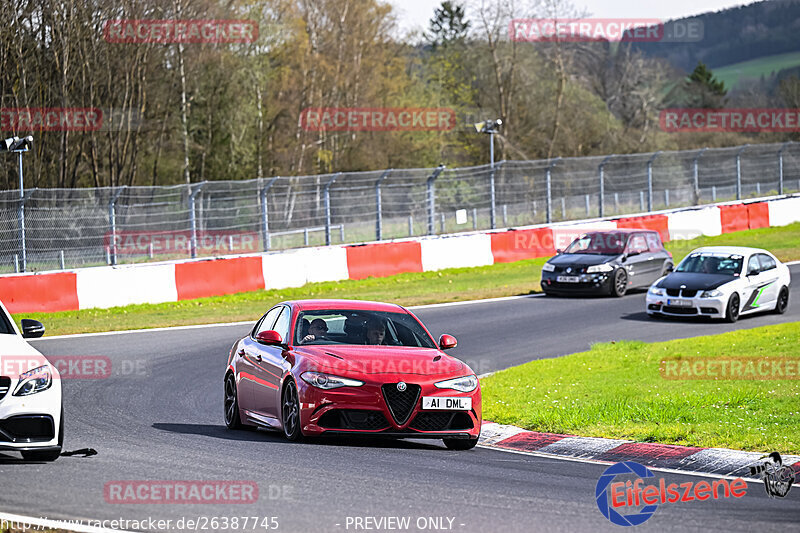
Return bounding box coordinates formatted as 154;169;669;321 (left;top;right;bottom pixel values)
296;376;481;439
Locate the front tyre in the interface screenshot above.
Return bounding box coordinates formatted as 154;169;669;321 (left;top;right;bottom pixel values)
725;293;740;323
224;373;244;429
774;286;789;314
610;269;628;297
443;437;478;450
281;380;303;441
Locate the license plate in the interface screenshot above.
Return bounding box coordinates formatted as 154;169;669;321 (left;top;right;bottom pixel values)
557;275;580;283
667;298;692;307
422;397;472;410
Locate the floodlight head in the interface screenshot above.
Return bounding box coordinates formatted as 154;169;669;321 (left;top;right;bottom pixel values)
1;136;33;152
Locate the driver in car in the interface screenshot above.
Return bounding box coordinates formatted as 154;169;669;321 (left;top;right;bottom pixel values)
302;318;328;343
365;318;387;345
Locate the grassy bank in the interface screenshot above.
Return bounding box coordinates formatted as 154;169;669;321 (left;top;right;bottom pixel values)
13;222;800;336
482;322;800;453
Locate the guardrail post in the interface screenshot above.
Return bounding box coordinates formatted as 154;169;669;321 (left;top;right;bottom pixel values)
646;151;662;212
108;186;126;265
545;158;560;224
692;148;707;205
427;164;445;235
260;176;280;251
188;182;206;258
375;169;392;241
489;161;504;229
736;144;749;200
324;172;341;246
598;155;614;218
778;142;792;195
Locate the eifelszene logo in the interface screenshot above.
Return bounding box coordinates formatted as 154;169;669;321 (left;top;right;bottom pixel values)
595;461;747;526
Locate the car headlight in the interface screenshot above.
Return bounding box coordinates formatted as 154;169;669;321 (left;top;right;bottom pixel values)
542;263;555;272
648;286;666;297
434;375;478;393
587;263;614;273
300;371;363;390
701;289;723;298
13;365;52;396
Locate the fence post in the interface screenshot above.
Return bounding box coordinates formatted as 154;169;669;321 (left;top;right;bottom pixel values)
692;148;707;205
427;165;445;235
375;169;392;241
598;155;614;218
778;142;792;195
17;189;34;272
646;151;661;212
736;144;749;200
260;176;280;252
188;182;206;259
489;161;504;229
545;158;560;224
324;172;342;246
108;186;126;266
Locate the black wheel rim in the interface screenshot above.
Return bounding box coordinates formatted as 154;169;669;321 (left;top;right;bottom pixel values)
283;382;299;436
224;376;237;425
730;295;740;319
615;271;627;294
779;290;788;311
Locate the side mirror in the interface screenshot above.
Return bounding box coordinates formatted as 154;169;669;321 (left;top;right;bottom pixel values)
256;330;283;345
666;264;674;273
439;334;457;350
747;268;759;277
555;249;563;255
21;319;45;339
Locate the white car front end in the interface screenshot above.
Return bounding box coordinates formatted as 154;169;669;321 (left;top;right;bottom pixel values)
0;303;63;460
646;283;737;319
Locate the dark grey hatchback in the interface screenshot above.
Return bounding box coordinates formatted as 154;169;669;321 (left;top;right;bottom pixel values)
540;230;673;296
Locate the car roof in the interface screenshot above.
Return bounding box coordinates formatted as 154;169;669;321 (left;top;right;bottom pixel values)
286;299;406;313
689;246;771;256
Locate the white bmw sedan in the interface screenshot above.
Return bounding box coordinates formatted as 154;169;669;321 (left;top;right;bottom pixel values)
0;300;62;461
646;246;791;322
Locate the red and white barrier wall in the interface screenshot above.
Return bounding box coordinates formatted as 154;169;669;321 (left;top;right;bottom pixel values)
2;195;799;314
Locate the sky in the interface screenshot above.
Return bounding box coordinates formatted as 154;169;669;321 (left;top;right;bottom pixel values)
389;0;758;35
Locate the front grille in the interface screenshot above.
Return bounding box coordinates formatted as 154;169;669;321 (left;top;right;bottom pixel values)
0;415;55;443
410;412;474;431
0;376;10;399
318;410;389;431
663;306;698;315
666;288;698;298
381;383;421;425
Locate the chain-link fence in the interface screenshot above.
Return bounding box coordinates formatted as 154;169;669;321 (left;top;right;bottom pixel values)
1;141;799;273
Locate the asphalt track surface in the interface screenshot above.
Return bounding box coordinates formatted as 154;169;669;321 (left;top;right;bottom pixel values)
2;264;799;533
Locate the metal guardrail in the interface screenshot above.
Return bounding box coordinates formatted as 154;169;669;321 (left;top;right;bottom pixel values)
1;141;799;273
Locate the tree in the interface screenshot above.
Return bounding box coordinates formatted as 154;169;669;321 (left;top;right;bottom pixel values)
671;62;728;109
426;1;470;48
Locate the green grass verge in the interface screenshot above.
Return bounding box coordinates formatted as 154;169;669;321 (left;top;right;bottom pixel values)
481;322;800;453
714;51;800;89
13;222;800;336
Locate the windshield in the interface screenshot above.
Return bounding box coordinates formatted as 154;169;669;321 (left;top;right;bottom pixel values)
676;253;743;275
295;310;436;348
564;233;626;255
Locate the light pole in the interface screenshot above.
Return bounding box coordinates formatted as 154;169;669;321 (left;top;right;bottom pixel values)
1;136;34;272
474;119;503;168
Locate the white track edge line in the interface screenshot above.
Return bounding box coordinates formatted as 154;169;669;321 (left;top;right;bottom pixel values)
0;511;137;533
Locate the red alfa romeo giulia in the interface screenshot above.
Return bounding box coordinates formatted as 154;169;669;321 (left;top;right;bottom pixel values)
224;299;481;449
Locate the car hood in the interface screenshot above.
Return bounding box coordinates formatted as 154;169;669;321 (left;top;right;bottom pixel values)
0;335;49;379
548;253;619;266
296;345;465;377
656;272;737;291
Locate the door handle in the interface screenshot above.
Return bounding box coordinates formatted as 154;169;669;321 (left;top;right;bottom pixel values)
238;349;245;357
255;354;262;362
